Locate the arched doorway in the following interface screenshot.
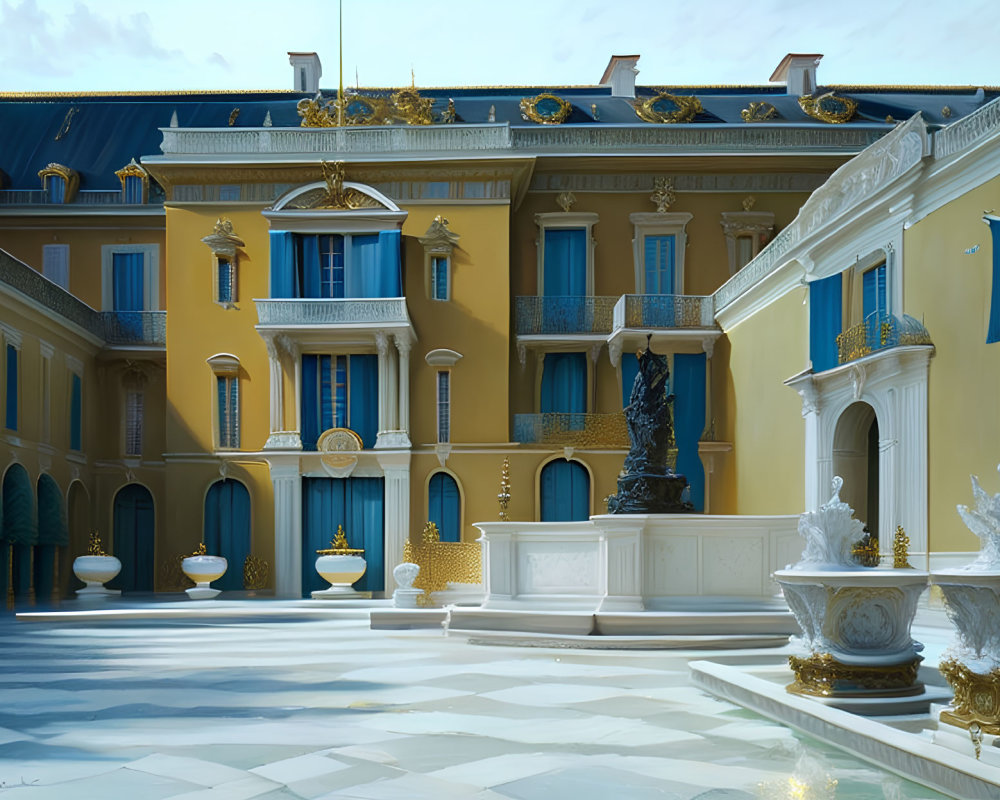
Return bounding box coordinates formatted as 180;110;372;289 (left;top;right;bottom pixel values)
2;464;37;604
35;474;68;605
111;484;154;593
65;481;91;596
427;472;460;542
204;479;251;591
540;459;590;521
833;402;879;538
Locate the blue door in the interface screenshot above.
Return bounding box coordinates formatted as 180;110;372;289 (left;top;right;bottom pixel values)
111;484;154;593
2;464;36;602
35;474;68;604
428;472;460;542
204;479;251;591
540;459;590;521
302;477;384;595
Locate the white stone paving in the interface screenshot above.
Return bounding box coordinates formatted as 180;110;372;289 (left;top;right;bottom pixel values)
0;611;952;799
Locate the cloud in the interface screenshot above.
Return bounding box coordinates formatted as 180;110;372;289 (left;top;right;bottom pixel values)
207;52;230;70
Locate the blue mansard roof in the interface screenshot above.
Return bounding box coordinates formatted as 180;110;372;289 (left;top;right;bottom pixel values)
0;84;996;194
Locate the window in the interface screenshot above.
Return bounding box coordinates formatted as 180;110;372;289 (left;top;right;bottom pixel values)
101;244;159;311
437;371;450;443
201;219;244;309
720;210;775;277
431;256;449;300
45;176;66;204
539;459;590;521
862;262;888;321
428;472;460;542
987;215;1000;343
219;185;240;202
319;235;345;298
42;244;70;290
38;164;78;204
217;376;239;449
630;212;692;294
123;176;144;204
217;257;235;305
535;213;598;297
301;354;378;449
643;234;676;294
5;343;18;431
540;352;587;414
125;391;143;456
269;231;401;299
70;373;82;450
735;235;755;271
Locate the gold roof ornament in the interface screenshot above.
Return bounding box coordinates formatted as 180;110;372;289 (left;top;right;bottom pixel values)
297;86;434;128
556;191;576;212
740;101;778;123
317;524;365;555
520;93;572;125
632;92;703;124
284;160;385;211
650;177;676;213
798;92;858;124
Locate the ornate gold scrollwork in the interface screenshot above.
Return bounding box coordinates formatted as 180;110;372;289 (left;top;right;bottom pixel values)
787;653;922;697
632;92;703;124
242;554;270;591
740;101;778;123
317;524;365;556
519;93;572;125
37;162;79;202
297;87;434;127
498;457;511;521
650;177;676;213
86;530;107;556
798;92;858;124
403;521;483;606
285;161;385;210
939;659;1000;735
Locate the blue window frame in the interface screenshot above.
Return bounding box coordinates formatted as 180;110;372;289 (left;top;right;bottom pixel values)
862;263;887;321
428;472;460;542
987;216;1000;343
644;234;676;294
70;373;82;450
431;256;449;300
217;375;239;449
5;344;17;431
319;235;345;298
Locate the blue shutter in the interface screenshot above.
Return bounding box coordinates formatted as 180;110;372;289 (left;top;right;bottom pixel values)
540;352;587;414
301;354;319;450
349;354;378;448
540;459;590;521
809;273;843;372
349;235;380;297
862;264;887;321
228;378;239;448
112;252;144;311
298;234;321;298
644;235;675;294
674;353;706;512
989;218;1000;344
428;472;460;542
334;356;348;428
70;373;81;450
621;352;639;409
378;230;402;297
318;354;334;431
5;345;17;431
216;376;226;447
543;229;586;296
349;477;385;592
269;231;296;298
124;176;143;204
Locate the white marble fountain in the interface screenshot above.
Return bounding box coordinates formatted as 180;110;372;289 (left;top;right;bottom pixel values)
774;477;929;707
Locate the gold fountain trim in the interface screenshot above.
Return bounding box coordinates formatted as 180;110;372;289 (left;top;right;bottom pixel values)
497;457;511;521
317;524;365;556
939;659;1000;735
402;521;482;606
787;653;923;698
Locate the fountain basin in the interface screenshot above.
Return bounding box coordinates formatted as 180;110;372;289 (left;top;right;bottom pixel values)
73;555;122;597
182;555;227;600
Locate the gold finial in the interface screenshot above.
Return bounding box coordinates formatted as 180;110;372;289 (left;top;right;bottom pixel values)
443;98;456;123
332;525;349;550
498;457;511;521
556;191;576;212
742;195;756;212
942;105;953;119
650;177;675;213
192;542;207;556
87;530;107;556
317;524;364;555
893;525;913;569
422;520;441;545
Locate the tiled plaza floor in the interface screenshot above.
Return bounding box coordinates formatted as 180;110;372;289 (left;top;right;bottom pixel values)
0;611;951;799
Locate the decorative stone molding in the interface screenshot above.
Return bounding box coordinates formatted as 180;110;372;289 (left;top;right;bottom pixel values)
424;349;463;367
264;431;303;450
720;210;775;276
629;212;693;294
200;218;244;258
935;95;1000;158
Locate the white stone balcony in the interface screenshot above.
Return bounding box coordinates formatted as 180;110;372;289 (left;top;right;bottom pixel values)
253;297;414;348
607;294;721;366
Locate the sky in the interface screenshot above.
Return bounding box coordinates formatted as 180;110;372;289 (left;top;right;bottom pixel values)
0;0;995;93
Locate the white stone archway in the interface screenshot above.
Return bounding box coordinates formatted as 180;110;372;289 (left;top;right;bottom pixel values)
832;401;878;534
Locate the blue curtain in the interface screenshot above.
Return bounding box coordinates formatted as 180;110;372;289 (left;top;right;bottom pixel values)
112;252;144;311
350;235;381;297
124;176;143;204
621;352;639;409
809;273;843;373
302;477;384;595
644;235;676;294
70;374;82;451
543;229;587;296
110;484;154;593
5;344;16;431
674;353;706;512
350;354;378;448
862;264;887;321
540;459;590;521
204;479;251;591
378;230;402;297
302;354;319;449
987;218;1000;344
299;234;321;298
269;231;296;298
541;352;587;414
428;472;460;542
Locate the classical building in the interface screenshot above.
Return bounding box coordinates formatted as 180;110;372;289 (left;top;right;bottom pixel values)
0;52;996;600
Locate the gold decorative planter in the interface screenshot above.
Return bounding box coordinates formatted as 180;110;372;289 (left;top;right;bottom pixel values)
788;652;923;698
939;659;1000;735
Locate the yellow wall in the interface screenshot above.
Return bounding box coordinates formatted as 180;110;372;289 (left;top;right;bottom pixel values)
717;288;807;513
904;173;1000;552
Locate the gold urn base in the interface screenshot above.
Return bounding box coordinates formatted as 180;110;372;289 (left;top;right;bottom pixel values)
787;653;923;698
939;659;1000;735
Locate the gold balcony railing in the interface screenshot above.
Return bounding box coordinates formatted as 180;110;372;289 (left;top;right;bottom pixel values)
836;314;932;365
513;412;629;448
403;522;482;605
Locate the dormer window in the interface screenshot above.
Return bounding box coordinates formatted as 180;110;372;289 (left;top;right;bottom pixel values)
37;163;79;204
115;159;149;205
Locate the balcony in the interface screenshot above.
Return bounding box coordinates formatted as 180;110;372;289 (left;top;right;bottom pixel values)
608;294;720;365
254;297;414;349
515;296;616;337
836;314;932;365
513;412;629;449
100;311;166;347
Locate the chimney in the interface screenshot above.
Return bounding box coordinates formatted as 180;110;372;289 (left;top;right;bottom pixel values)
770;53;823;95
600;55;640;98
288;52;322;94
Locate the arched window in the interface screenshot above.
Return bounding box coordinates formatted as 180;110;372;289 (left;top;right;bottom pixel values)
35;474;68;603
2;464;37;601
112;484;154;593
428;472;460;542
204;479;251;591
539;459;590;521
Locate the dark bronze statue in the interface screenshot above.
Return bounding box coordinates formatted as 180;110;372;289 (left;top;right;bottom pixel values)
607;338;692;513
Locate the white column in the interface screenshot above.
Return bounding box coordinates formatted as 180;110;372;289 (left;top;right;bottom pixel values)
387;345;399;431
269;458;302;598
394;334;411;439
264;336;284;434
376;450;411;593
375;331;390;436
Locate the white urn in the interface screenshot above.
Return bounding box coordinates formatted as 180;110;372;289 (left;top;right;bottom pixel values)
182;552;228;600
73;555;122;597
312;526;367;598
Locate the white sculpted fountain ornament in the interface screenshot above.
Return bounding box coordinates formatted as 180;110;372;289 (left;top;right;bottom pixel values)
931;467;1000;751
312;525;368;598
774;477;929;702
73;531;122;597
181;543;228;600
